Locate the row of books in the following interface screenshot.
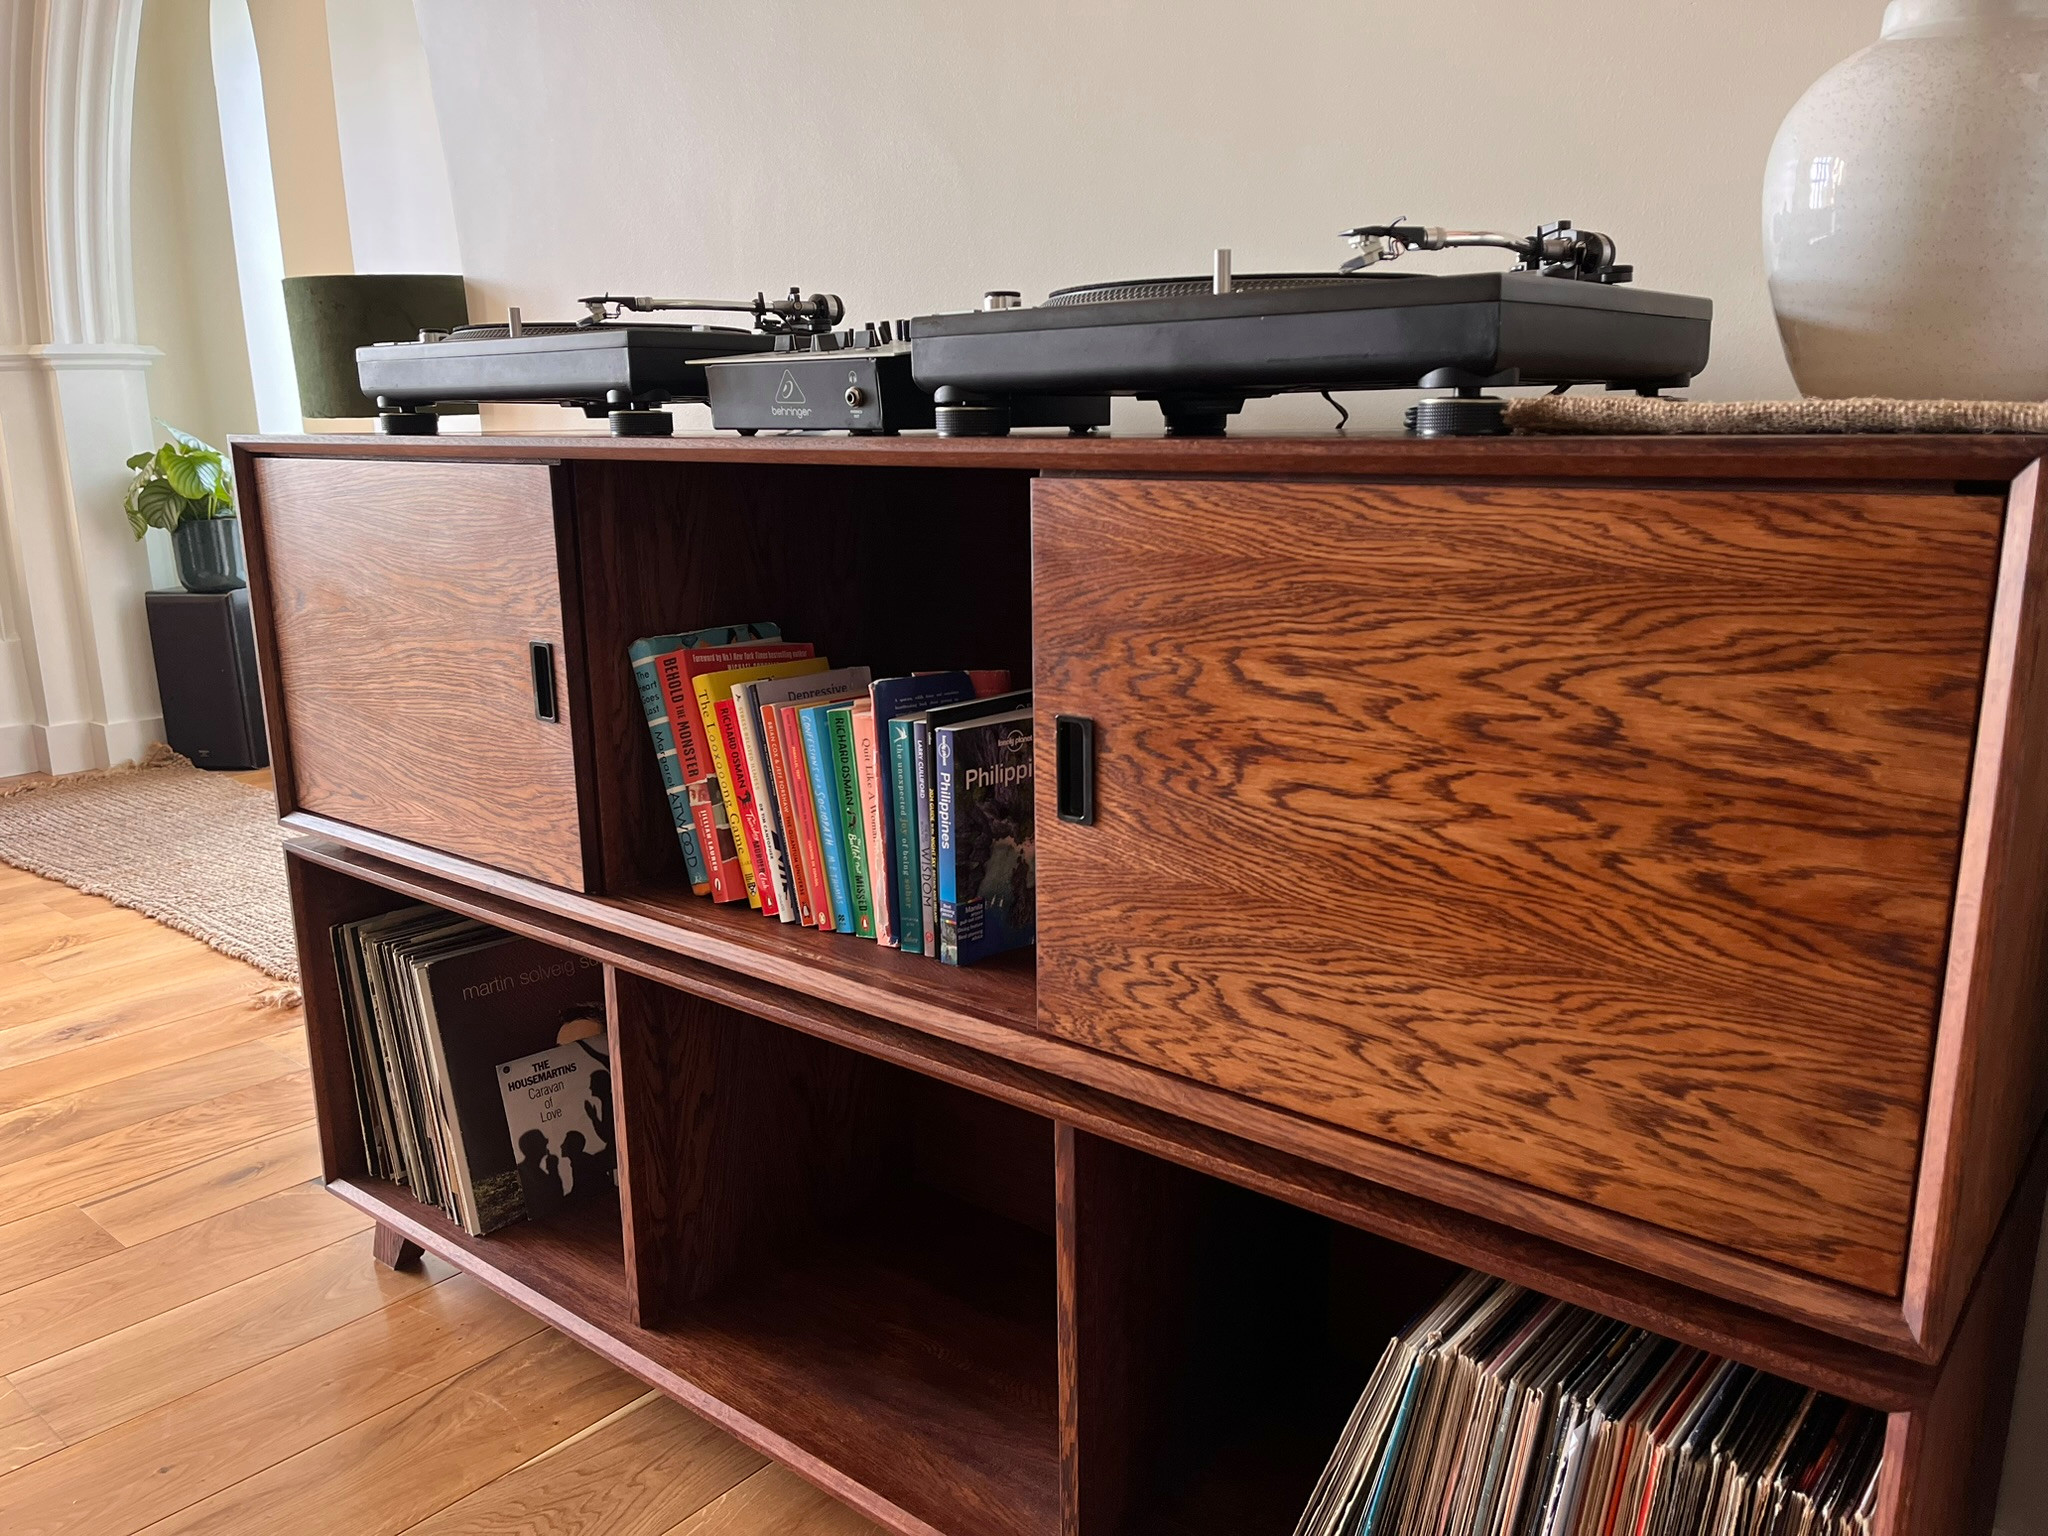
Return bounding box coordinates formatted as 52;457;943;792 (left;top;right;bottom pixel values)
334;907;615;1237
1293;1271;1883;1536
630;621;1035;965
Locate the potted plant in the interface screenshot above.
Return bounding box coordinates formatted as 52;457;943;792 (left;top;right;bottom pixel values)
124;426;244;593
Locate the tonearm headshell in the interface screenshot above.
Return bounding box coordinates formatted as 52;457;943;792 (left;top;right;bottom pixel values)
1339;220;1632;284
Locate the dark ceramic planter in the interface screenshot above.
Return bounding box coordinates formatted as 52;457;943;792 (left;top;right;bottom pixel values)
171;516;246;594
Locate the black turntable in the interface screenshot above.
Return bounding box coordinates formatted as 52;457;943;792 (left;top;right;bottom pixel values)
355;290;846;435
908;222;1712;437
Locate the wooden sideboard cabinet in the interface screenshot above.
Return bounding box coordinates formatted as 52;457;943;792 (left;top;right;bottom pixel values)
234;430;2048;1536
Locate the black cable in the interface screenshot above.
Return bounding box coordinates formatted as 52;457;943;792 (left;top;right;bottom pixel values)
1322;391;1349;431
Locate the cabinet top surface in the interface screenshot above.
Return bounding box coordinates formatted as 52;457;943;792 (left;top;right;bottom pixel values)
229;429;2048;482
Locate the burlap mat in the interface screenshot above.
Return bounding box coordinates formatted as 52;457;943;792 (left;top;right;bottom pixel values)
1505;396;2048;435
0;745;299;1000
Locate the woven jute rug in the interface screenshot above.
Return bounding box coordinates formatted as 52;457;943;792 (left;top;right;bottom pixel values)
1506;395;2048;435
0;745;299;1002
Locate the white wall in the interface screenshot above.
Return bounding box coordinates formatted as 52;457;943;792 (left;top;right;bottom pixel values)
245;0;351;277
411;0;1884;433
132;0;260;469
325;0;459;275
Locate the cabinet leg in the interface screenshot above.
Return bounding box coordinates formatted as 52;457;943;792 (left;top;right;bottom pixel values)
373;1222;424;1271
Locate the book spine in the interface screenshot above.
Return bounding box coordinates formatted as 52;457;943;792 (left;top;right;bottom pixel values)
828;706;875;938
801;707;856;933
780;705;834;930
914;717;937;958
657;649;716;784
630;648;711;893
714;697;778;916
853;708;895;947
687;776;747;903
733;684;795;922
660;641;812;785
936;725;958;965
760;703;815;927
888;719;923;955
696;680;763;909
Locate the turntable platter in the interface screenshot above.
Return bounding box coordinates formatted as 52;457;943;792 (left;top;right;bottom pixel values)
1044;272;1412;306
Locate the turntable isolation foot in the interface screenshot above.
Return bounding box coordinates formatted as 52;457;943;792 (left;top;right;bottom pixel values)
1405;394;1511;437
605;390;674;437
933;387;1011;438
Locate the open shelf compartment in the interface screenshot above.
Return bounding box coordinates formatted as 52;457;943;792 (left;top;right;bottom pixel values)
1053;1126;2048;1536
284;849;630;1274
607;966;1060;1536
565;455;1034;909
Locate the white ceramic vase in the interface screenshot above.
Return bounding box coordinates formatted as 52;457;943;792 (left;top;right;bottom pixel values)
1762;0;2048;399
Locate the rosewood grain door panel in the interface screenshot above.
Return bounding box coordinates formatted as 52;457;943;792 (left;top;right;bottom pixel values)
252;457;586;889
1031;476;2005;1293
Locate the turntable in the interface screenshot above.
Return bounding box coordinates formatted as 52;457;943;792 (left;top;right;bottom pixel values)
355;289;846;436
908;222;1712;437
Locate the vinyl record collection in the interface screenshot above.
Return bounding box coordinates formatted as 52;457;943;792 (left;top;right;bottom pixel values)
333;907;613;1238
1293;1272;1884;1536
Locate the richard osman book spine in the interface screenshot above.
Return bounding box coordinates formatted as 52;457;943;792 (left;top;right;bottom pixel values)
827;703;875;939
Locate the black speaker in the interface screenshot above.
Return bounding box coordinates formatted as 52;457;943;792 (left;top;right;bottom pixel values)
145;588;269;771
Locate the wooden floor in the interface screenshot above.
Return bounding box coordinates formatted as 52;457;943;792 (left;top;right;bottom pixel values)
0;859;885;1536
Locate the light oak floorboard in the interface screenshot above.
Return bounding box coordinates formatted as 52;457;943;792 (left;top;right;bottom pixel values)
0;966;281;1069
0;1068;312;1222
0;1206;120;1298
0;1182;371;1376
0;1030;305;1162
399;1392;768;1536
0;1273;538;1536
0;906;135;965
0;860;870;1536
82;1120;321;1245
135;1328;646;1536
10;1226;454;1442
0;1383;61;1477
664;1465;887;1536
0;999;302;1113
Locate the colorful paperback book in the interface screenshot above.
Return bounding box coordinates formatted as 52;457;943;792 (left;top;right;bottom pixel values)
694;659;831;909
655;637;813;787
687;775;747;903
627;624;781;892
852;704;893;947
826;702;875;938
757;702;814;926
729;682;796;921
886;718;923;954
864;674;1002;952
936;706;1035;965
777;703;835;931
799;703;856;933
738;668;873;926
